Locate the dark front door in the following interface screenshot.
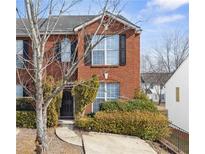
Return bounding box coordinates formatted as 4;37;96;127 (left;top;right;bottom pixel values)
60;90;73;118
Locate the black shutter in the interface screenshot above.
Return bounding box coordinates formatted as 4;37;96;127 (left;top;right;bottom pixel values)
23;40;29;67
55;41;61;61
71;40;78;63
84;35;92;66
23;87;28;97
119;34;126;66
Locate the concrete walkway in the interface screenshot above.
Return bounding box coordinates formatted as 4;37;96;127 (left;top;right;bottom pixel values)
16;128;20;135
82;132;157;154
56;120;157;154
56;120;82;147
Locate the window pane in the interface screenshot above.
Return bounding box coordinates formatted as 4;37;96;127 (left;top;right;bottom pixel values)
107;35;119;50
92;50;105;65
107;50;119;65
107;83;120;99
61;39;71;62
93;99;104;113
92;35;105;50
96;83;105;98
16;56;24;68
16;40;24;68
16;40;23;54
16;85;23;97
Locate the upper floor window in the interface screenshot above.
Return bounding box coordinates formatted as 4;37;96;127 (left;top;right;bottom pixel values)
61;38;71;62
92;35;119;65
16;40;24;68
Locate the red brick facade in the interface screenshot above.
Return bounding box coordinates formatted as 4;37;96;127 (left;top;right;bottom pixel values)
16;17;140;115
76;20;140;113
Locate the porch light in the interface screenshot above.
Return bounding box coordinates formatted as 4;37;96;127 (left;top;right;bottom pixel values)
104;72;109;79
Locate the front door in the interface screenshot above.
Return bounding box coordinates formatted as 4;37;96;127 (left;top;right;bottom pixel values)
60;90;73;118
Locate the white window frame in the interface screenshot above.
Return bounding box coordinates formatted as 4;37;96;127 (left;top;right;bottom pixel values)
61;38;71;62
92;82;120;112
91;35;119;66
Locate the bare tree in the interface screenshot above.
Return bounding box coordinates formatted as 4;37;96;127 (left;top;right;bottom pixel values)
153;30;189;73
16;0;141;153
141;29;188;105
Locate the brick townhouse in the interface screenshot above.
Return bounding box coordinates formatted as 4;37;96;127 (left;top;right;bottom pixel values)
16;11;141;119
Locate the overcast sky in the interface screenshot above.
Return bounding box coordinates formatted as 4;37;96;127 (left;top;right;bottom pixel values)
17;0;189;54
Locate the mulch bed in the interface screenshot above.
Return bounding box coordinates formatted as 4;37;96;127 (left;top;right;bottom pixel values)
16;128;83;154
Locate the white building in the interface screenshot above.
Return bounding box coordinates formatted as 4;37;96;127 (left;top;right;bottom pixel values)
165;57;189;132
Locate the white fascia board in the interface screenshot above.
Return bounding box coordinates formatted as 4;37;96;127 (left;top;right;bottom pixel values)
74;12;141;33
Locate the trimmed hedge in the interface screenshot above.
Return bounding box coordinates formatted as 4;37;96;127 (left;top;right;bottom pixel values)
75;111;170;141
100;99;158;112
16;97;34;111
16;111;36;128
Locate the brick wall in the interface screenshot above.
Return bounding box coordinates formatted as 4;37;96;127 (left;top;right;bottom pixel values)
76;19;141;113
16;18;141;114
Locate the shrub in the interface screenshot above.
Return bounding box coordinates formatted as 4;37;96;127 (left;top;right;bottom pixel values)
75;111;170;141
16;76;62;128
47;100;59;127
16;97;35;111
43;76;62;127
16;111;36;128
72;75;99;118
100;99;157;112
134;90;149;101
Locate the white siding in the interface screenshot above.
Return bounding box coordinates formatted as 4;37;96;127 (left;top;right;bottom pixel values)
165;57;189;132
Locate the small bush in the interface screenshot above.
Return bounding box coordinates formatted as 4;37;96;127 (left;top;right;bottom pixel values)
100;99;157;112
16;111;36;128
43;76;62;127
47;100;59;127
75;111;170;141
16;97;35;111
86;112;96;118
134;90;149;101
72;75;99;118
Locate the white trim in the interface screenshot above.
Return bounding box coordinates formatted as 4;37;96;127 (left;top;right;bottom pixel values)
74;12;141;32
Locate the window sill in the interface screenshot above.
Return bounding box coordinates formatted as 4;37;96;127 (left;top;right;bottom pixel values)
90;65;119;68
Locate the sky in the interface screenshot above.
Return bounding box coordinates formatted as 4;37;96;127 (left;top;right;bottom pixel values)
16;0;189;54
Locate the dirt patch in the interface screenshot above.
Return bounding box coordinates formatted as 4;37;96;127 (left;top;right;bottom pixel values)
16;128;83;154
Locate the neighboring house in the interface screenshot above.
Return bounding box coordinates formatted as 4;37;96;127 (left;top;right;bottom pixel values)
16;11;141;118
165;57;189;132
141;73;172;103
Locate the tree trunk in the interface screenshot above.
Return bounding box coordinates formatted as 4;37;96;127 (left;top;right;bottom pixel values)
158;86;162;105
43;108;47;139
36;100;47;154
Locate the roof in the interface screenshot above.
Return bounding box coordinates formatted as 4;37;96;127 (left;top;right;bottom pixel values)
141;73;173;85
16;15;96;36
16;11;141;36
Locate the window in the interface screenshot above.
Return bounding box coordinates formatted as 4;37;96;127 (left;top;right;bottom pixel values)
61;38;71;62
93;83;120;112
92;35;119;65
176;87;180;102
16;85;23;97
16;40;24;68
